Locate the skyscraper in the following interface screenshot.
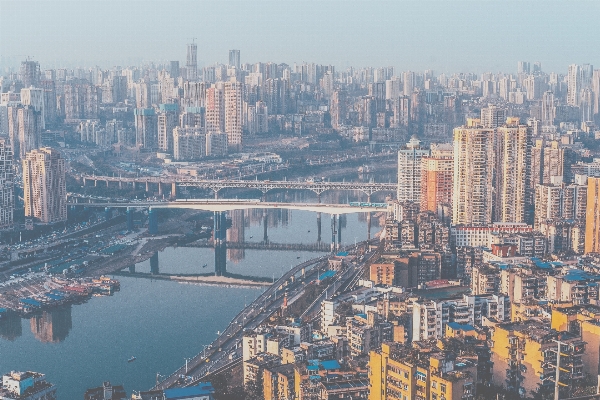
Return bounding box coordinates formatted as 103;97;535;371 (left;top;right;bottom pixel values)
157;103;179;153
22;148;67;224
229;50;240;69
567;64;580;106
585;177;600;254
397;135;429;203
495;119;532;223
452;119;495;226
186;42;198;81
480;104;505;128
205;85;225;133
420;143;453;221
19;60;40;88
330;89;347;130
224;81;243;152
0;138;14;229
134;108;157;149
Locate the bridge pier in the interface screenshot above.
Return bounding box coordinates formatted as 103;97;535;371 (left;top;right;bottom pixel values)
367;212;371;240
119;180;122;189
126;208;134;230
94;179;97;187
171;182;177;199
331;214;337;252
317;213;322;242
146;181;150;193
367;194;371;203
128;265;135;273
214;211;227;276
263;211;268;242
150;252;159;274
105;179;109;188
148;208;158;234
214;189;219;199
83;177;86;186
337;214;342;246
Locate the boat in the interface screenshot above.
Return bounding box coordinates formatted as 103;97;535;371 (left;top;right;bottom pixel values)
250;236;253;239
202;264;207;268
128;356;136;363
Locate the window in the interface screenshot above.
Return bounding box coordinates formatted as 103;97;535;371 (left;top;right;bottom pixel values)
432;381;437;389
441;384;447;393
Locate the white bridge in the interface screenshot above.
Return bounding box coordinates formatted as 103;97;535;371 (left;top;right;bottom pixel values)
68;199;390;214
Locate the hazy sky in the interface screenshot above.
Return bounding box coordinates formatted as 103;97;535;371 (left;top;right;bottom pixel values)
1;0;599;74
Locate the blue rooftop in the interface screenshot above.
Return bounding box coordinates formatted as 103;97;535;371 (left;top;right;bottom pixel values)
164;383;214;399
336;251;349;257
447;322;475;331
563;269;600;282
319;270;336;280
20;298;41;307
320;360;341;370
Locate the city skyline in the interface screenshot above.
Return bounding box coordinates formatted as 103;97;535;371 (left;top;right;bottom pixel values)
1;1;600;73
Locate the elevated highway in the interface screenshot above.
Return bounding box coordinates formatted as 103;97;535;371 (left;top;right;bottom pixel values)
80;176;397;198
68;199;390;215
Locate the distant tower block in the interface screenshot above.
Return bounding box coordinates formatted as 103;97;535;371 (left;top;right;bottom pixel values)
186;42;198;80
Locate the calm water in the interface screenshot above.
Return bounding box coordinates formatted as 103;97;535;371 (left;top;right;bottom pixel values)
0;208;379;398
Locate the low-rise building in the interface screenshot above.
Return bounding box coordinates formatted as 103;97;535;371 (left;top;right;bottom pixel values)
0;371;56;400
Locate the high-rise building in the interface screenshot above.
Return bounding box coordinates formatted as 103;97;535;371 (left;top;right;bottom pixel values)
530;139;564;195
224;81;243;152
186;42;198;81
420;143;453;220
480;104;505;128
19;60;40;87
330;89;347;130
585;177;600;253
0;139;14;229
22;147;67;224
16;105;42;160
134;108;157;149
567;64;581;106
205;85;225;133
229;50;240;69
452;119;495;226
402;71;414;96
157;103;179;153
495;119;532;223
518;61;530;75
170;61;180;79
173;126;206;160
541;91;556;126
535;176;587;229
397;135;429;203
20;87;45;129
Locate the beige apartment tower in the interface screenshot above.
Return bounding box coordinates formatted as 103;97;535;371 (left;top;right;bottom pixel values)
585;177;600;253
452;119;495;226
23;148;67;223
224;81;243;152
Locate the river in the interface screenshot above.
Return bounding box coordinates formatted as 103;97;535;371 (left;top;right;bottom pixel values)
0;207;379;398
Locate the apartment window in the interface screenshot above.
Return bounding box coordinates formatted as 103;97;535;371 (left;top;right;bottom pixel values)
441;384;446;393
432;382;437;389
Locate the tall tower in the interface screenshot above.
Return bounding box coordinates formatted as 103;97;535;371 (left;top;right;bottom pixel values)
134;108;157;149
330;89;347;130
397;135;430;203
157;103;179;153
0;138;14;229
480;104;505;128
585;177;600;254
229;50;240;69
205;85;225;133
19;60;41;88
224;81;243;152
495;119;532;223
452;119;495;226
186;42;198;81
420;143;453;221
567;64;580;106
22;147;67;224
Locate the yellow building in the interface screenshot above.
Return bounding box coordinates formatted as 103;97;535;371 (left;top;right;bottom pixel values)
551;305;600;386
490;320;585;398
585;177;600;253
369;341;477;400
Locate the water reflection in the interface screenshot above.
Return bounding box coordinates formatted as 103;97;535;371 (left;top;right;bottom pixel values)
29;305;73;343
0;312;22;341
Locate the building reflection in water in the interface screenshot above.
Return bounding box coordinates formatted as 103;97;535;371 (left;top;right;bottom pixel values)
0;313;22;341
227;209;245;262
30;305;73;343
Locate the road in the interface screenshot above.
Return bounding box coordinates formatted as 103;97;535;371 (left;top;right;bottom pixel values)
154;241;376;390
